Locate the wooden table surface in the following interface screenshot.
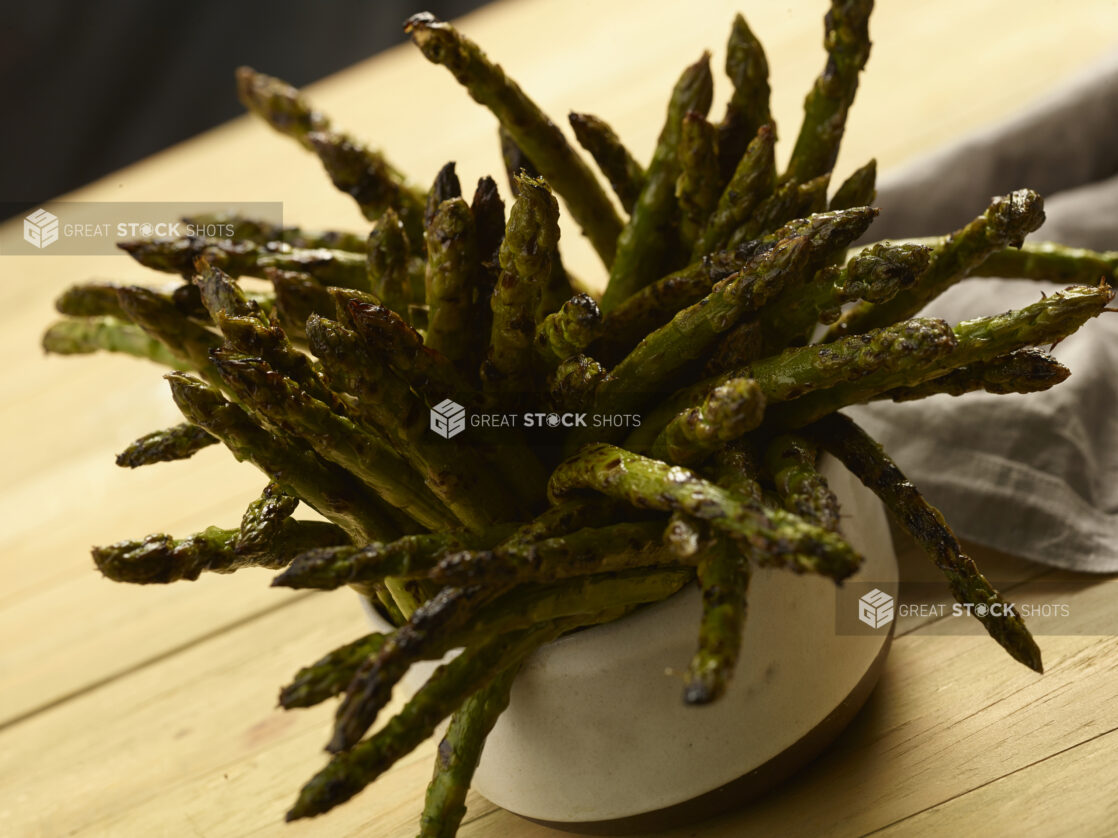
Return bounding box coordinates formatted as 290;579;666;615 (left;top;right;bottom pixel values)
3;1;1117;835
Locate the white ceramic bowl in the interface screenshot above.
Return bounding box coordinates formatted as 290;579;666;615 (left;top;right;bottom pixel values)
364;454;897;833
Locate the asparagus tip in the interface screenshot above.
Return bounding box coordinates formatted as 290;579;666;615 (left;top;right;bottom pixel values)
682;679;718;706
1014;637;1044;674
325;731;349;755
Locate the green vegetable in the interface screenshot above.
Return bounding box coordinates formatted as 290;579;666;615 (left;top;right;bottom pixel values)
805;413;1043;671
406;13;623;265
44;5;1115;833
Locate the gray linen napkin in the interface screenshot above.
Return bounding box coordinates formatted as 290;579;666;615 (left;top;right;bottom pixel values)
844;50;1118;572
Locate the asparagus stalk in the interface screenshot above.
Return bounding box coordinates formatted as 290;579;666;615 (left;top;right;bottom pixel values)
716;13;774;184
195;262;336;404
806;412;1042;672
470;175;506;277
754;207;887;351
425;197;484;374
601;53;713;312
425;162;463;229
267;268;334;341
157;277;275;324
591;208;875;429
972;241;1118;284
405;13;623;265
167;372;412;542
498;498;632;553
93;520;343;584
257;244;369;290
42;316;185;368
830;190;1046;337
330;505;657;749
593;243;766;364
627;316;956;454
498;125;541;196
236;482;299;549
763;434;840;531
329;285;380;324
432;521;670;587
342;299;474;404
852;239;1118;286
235;66;329;148
236;66;425;237
703;320;764;376
726;174;829;247
762;241;933;349
419;666;519;838
676;112;722;252
307;315;541;523
650;377;766;465
115;285;224;383
482;175;560;402
875;348;1069;401
549;444;861;580
837;243;933;304
685;534;750;704
115;422;217;468
180;212;367;252
280;632;389;710
118;236;370;288
273;532;485;590
115;235;247;277
591;235;814;427
568;112;645;213
332;565;690;754
772;283;1113;428
54;282;132;320
367;208;416;314
783;0;873;184
549;354;610;412
693;123;776;258
710;439;766;504
306;129;426;236
535;293;603;366
538;255;577;323
328;584;501;755
289;620;573;820
94;484;346;583
829;159;876;210
212;351;464;531
466;569;690;636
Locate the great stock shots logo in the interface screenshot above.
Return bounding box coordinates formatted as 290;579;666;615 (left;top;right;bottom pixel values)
857;588;895;629
430;399;467;439
23;209;59;249
0;202;284;256
427;399;642;439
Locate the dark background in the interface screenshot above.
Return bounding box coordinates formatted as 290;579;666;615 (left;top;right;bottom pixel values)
0;0;488;216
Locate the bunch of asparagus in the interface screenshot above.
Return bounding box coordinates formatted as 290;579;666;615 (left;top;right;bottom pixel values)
43;3;1117;833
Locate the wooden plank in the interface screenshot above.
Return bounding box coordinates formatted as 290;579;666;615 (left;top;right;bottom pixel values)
0;388;296;725
1;569;1114;837
873;728;1118;836
0;592;411;838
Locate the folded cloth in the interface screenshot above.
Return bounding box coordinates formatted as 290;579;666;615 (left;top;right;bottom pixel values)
844;50;1118;572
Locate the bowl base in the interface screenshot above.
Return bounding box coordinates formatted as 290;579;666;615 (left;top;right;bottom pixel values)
511;628;893;835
